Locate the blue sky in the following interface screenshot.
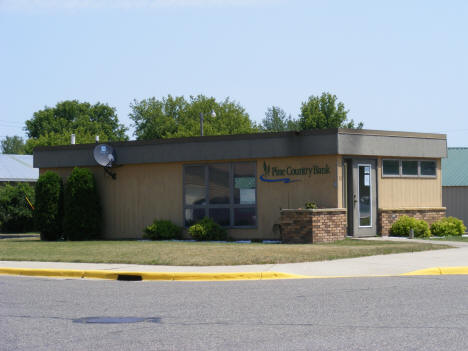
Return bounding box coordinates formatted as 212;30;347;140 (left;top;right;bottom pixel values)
0;0;467;146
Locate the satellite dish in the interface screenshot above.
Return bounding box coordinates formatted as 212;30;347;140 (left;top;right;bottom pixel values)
93;144;117;179
93;144;115;167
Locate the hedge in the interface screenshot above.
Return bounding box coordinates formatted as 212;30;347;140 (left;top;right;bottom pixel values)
63;167;101;240
35;172;63;240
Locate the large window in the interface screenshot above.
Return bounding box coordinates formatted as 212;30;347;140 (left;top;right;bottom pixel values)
382;159;436;177
184;162;257;227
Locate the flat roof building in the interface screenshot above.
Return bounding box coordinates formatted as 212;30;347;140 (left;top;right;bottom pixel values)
34;128;447;241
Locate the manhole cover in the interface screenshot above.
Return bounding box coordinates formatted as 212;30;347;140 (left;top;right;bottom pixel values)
73;317;161;324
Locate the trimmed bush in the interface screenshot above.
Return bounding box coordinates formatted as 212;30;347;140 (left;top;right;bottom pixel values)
390;215;430;238
35;172;63;240
63;167;101;241
430;217;466;237
143;220;182;240
0;183;35;233
188;217;227;241
305;201;318;209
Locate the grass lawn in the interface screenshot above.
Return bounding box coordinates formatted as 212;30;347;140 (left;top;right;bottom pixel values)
0;235;452;266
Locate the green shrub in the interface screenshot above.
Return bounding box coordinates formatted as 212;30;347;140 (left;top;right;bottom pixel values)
143;220;182;240
63;167;101;241
390;215;430;238
188;217;227;241
430;217;466;236
35;172;63;240
0;183;35;233
305;201;318;209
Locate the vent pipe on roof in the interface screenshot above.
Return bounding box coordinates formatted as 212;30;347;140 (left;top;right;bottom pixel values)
71;134;76;145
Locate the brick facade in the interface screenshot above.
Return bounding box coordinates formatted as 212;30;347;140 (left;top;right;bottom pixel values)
378;207;446;236
280;209;347;244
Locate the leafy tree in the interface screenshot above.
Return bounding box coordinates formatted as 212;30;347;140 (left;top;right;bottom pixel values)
1;136;26;154
0;183;35;232
298;92;363;130
24;100;128;152
130;95;259;140
260;106;298;132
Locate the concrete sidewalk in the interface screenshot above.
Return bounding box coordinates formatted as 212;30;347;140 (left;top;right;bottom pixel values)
1;237;468;280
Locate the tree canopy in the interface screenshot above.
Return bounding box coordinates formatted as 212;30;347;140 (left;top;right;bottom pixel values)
298;92;363;130
260;106;298;132
1;136;26;154
24;100;128;153
129;95;259;140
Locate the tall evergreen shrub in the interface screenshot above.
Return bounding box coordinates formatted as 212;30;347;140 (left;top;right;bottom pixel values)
0;183;35;232
63;167;101;240
35;171;63;240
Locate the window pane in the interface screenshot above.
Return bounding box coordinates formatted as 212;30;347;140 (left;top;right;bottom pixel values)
421;161;436;176
208;164;230;204
184;208;206;226
185;166;206;205
402;160;418;175
234;163;256;204
382;160;399;175
209;208;230;226
234;207;256;226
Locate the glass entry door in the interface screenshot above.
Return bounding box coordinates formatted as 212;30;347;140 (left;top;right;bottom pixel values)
352;159;377;236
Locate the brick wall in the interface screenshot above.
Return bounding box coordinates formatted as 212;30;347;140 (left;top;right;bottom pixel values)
378;207;446;236
280;209;347;244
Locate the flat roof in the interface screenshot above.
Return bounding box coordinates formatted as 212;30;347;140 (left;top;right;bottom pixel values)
34;129;447;168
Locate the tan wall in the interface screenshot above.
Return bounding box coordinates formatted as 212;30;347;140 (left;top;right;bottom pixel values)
41;163;183;239
377;158;442;208
256;155;339;238
42;155;339;240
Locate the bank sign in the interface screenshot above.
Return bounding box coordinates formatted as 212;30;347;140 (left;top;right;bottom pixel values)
260;161;330;183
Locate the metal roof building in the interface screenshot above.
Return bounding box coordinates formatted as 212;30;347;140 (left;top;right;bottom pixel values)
442;148;468;186
442;147;468;227
0;154;39;183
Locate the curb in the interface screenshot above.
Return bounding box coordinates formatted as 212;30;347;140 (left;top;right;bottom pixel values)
401;266;468;276
1;266;468;281
0;267;308;281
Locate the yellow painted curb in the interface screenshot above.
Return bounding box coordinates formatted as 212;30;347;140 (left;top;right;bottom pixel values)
0;267;307;281
2;266;468;281
402;266;468;276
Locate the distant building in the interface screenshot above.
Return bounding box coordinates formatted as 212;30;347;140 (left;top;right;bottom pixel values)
442;147;468;226
0;154;39;185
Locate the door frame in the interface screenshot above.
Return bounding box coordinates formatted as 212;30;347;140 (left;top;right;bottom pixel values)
343;158;378;237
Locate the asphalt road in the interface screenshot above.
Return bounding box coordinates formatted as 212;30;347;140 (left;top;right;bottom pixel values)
1;275;468;351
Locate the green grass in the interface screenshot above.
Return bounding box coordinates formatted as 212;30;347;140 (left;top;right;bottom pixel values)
0;236;452;266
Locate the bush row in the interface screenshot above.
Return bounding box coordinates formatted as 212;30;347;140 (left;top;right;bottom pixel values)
390;215;466;237
35;168;101;241
144;217;227;241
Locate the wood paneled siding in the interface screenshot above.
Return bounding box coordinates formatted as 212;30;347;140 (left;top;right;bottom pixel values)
443;186;468;226
377;158;442;208
41;155;340;240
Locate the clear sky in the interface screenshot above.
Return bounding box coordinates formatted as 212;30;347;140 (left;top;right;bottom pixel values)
1;0;467;146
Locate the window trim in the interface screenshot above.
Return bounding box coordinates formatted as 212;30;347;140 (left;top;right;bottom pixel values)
401;159;420;177
183;162;257;229
381;159;437;178
419;160;437;178
381;159;400;177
